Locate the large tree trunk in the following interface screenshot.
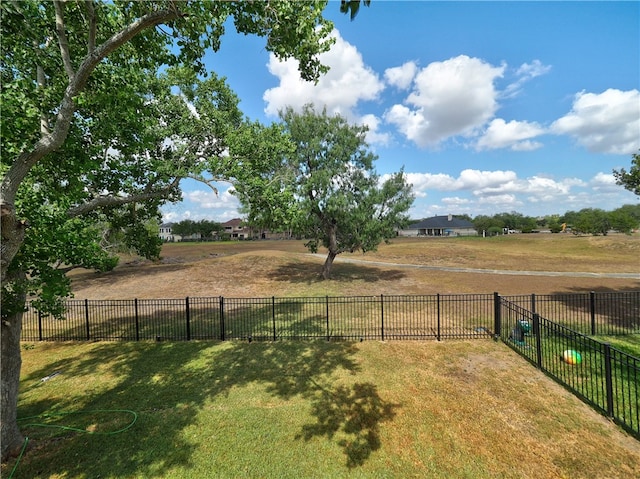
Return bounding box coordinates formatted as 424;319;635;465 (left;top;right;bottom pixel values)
1;300;25;461
322;251;337;280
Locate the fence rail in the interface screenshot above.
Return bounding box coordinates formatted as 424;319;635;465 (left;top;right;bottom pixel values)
21;294;498;342
502;291;640;336
499;297;639;438
21;291;639;343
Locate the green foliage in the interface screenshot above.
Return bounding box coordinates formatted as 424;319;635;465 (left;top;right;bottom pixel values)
564;205;639;235
474;206;639;236
0;1;338;315
171;219;222;239
340;0;371;20
613;151;640;196
235;105;414;278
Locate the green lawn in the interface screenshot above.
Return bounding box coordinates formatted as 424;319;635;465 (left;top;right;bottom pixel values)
4;340;640;479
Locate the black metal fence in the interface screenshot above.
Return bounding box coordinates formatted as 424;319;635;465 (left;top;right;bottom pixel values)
499;297;639;438
20;291;640;437
502;291;640;336
21;291;639;343
21;294;498;342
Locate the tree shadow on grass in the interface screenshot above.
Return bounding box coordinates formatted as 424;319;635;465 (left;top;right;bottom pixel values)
297;381;398;468
271;259;406;284
14;340;399;476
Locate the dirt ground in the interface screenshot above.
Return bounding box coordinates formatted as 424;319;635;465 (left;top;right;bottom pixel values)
69;235;640;299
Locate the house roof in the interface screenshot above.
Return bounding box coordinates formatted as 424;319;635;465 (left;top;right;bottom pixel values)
408;215;474;229
222;218;245;228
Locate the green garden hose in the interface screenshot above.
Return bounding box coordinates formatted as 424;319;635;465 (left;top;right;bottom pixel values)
8;409;138;479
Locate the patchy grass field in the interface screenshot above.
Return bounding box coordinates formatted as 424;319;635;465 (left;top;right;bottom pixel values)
7;234;638;478
7;340;640;479
69;234;640;299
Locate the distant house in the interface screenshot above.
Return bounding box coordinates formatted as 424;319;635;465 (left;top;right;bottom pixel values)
221;218;251;239
158;222;201;242
159;223;176;242
160;218;292;242
399;215;477;237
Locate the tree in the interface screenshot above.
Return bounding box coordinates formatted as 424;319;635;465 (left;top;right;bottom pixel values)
1;0;337;460
236;105;414;280
613;151;640;196
570;208;611;236
609;206;639;234
171;219;222;240
472;215;503;235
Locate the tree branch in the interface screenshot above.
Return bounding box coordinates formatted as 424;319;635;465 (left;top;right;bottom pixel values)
67;177;181;218
54;1;75;79
86;0;97;54
1;7;181;207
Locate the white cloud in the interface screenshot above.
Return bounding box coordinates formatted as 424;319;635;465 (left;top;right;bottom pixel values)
441;196;471;205
551;89;640;154
184;188;240;210
515;59;552;79
476;118;545;151
384;55;505;147
384;61;418;90
511;140;544;152
477;194;521;208
502;59;552;98
402;169;518;197
590;172;620;192
263;29;384;120
403;169;587;210
360;113;391;146
457;169;517;191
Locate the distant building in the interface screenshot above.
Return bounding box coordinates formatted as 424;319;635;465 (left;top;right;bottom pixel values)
221;218;250;239
398;214;477;237
160;218;293;242
159;223;176;242
158;222;201;242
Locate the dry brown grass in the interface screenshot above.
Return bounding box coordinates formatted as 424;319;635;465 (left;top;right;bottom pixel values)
70;234;640;299
47;234;640;477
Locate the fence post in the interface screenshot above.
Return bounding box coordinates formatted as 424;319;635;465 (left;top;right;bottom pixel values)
185;297;191;341
38;309;43;341
533;313;542;369
590;291;596;335
530;293;536;314
380;294;385;341
272;296;277;341
219;296;225;341
325;296;330;341
493;292;501;339
134;298;140;341
85;299;90;341
603;343;615;417
436;293;441;341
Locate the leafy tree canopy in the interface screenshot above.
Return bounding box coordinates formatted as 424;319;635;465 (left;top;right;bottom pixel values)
613;151;640;196
235;105;414;279
170;219;223;239
0;0;339;461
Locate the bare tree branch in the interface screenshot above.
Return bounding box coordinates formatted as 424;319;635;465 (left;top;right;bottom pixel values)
86;0;97;54
66;177;181;218
54;0;75;79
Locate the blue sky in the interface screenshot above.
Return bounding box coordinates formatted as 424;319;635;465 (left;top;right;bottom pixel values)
161;1;640;223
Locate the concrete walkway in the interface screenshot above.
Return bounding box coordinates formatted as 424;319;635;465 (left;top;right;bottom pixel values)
309;254;640;279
